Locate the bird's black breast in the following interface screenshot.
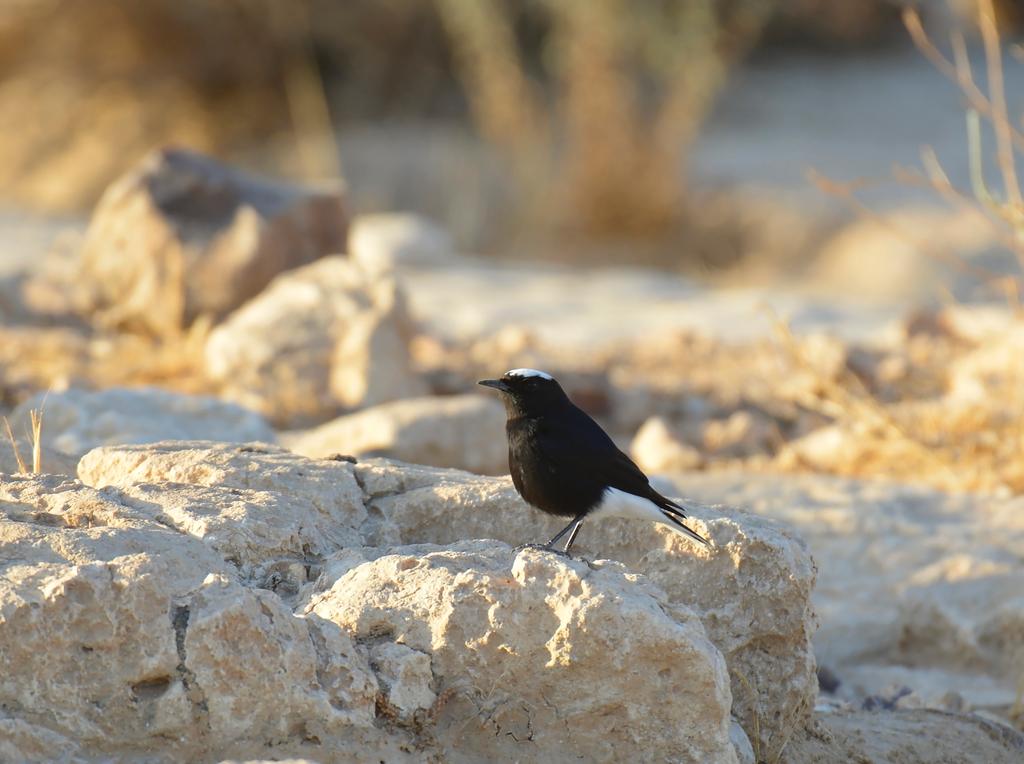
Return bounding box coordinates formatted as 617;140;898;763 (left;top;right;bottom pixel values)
506;414;610;518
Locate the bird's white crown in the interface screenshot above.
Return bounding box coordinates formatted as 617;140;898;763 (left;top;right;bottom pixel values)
505;368;553;380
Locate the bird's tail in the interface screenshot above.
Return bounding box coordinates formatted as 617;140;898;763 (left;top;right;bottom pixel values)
659;502;711;548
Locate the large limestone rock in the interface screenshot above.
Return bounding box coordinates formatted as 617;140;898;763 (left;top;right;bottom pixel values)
76;441;817;758
74;147;348;336
79;441;372;585
9;387;275;465
0;473;421;762
10;442;1023;761
3;446;758;763
204;256;427;424
281;393;507;474
306;541;737;763
349;459;817;760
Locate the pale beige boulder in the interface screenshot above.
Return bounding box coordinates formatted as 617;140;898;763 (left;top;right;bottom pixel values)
77;442;817;756
74;147;347;336
204;256;427;423
78;441;378;578
282;393;507;474
10;387;275;464
631;415;703;472
306;541;737;764
348;212;457;278
349;458;817;759
0;473;398;763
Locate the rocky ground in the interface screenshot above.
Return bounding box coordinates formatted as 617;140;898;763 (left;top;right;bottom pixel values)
2;149;1024;762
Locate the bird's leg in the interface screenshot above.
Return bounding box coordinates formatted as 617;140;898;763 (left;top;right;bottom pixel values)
545;512;587;554
561;517;585;555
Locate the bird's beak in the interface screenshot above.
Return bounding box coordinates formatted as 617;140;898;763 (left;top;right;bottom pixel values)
478;379;510;393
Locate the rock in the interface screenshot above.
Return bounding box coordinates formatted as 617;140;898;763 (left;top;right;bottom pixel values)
0;472;414;762
281;394;507;474
3;445;769;763
9;387;275;464
74;147;348;336
204;256;427;424
729;721;756;764
702;410;780;458
349;458;817;760
305;541;737;763
348;213;457;278
808;206;998;302
934;304;1019;344
674;472;1024;716
77;441;374;581
632;408;782;472
947;321;1024;402
631;416;703;472
786;709;1024;764
72;440;815;757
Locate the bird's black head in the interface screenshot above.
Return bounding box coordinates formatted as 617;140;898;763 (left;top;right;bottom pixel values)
478;368;570;417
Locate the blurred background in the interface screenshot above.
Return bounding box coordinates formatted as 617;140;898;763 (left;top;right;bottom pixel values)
0;0;1017;273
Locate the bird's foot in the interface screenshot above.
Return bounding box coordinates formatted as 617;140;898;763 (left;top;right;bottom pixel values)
512;543;576;560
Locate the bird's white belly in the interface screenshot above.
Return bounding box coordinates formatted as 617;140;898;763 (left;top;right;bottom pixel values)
590;487;668;524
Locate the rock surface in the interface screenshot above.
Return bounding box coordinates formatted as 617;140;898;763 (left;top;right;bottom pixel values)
74;147;348;336
3;447;755;763
74;441;815;759
787;708;1024;764
9;387;275;464
0;474;387;762
306;541;737;764
9;441;1021;762
204;256;427;424
281;393;507;474
348;457;818;760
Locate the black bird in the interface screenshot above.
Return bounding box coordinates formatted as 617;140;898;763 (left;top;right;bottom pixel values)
479;368;709;554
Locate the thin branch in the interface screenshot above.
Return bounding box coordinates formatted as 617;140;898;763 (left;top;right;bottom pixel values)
903;7;1024;154
978;0;1023;206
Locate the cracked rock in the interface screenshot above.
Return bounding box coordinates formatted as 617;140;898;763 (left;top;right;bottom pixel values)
305;540;737;764
0;473;401;762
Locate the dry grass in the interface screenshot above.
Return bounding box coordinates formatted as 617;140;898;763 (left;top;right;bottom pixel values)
3;395;44;475
771;313;1024;494
436;0;772;239
786;0;1024;494
3;416;28;474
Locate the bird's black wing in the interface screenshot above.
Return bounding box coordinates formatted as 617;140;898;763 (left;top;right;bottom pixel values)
535;406;709;546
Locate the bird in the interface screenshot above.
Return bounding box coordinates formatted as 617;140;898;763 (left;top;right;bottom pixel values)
478;368;709;555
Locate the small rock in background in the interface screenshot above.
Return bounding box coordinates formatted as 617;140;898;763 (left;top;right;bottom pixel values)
947;321;1024;403
282;394;507;475
817;665;841;694
631;416;703;472
74;147;348;337
348;213;458;279
702;409;782;459
205;256;427;425
9;387;275;466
